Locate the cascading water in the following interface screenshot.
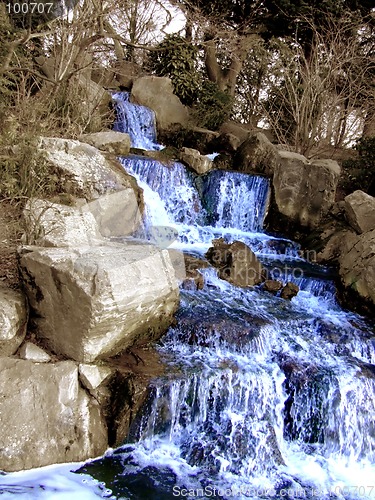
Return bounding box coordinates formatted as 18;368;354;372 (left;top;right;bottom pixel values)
80;92;375;499
112;92;160;151
1;92;374;500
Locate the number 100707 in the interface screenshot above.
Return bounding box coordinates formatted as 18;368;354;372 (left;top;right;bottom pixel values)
6;2;53;14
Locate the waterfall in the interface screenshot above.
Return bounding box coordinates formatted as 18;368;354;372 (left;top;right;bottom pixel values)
112;91;160;150
2;88;374;500
197;170;270;233
97;93;375;499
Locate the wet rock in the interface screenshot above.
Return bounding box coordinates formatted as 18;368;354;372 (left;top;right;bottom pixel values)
206;239;264;287
181;272;204;291
19;242;179;362
131;76;189;133
280;282;299;300
107;348;165;446
0;286;28;356
263;279;283;294
182;254;209;290
179;147;212;175
173;292;269;350
80;131;131;156
0;358;107;472
235;132;280;176
18;342;51;362
273;151;340;229
344;190;375;234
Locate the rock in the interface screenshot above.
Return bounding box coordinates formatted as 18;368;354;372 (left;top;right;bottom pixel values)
338;228;375;305
22;199;103;247
92;61;140;89
0;358;107;472
235;132;280;176
280;282;299;300
317;229;358;263
79;364;113;391
344;190;375;234
213;153;233;170
273;151;341;228
38;137;143;203
182;270;204;291
172;293;269;350
19;243;179;362
18;342;51;362
219;121;251;144
263;280;283;294
75;74;111;131
179;147;213;175
205;239;264;287
84;189;142;238
79;131;131;156
131;76;189;133
209;131;242;153
0;286;28;356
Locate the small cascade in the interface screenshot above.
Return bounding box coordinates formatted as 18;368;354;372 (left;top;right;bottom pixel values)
120;156;204;226
112;91;160;150
198;170;270;232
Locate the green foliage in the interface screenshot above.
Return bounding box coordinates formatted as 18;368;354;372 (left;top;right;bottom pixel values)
343;137;375;195
148;34;200;106
193;81;233;130
148;34;233;129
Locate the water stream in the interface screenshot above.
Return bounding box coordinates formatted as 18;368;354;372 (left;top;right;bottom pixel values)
0;93;374;500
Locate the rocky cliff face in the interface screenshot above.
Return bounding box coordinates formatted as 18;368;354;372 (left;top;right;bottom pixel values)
0;137;181;472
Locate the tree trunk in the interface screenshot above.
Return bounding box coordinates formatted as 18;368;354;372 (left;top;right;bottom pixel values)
204;33;259;96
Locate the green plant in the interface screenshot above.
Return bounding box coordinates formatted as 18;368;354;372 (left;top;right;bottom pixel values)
148;34;201;106
193;81;233;130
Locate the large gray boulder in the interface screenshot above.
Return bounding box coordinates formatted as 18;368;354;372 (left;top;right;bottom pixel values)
0;358;107;472
344;190;375;234
19;243;179;362
0;286;28;356
38;137;142;203
273;151;341;228
234;132;280;176
338;229;375;305
79;131;131;156
23;193;141;244
85;189;141;238
131;76;189;132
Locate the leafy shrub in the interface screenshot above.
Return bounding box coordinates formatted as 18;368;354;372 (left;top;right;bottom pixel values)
193;81;233;130
148;34;200;106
